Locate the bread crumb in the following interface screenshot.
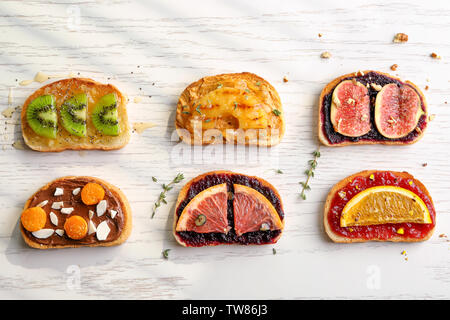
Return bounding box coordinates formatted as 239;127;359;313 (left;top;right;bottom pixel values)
132;122;156;134
318;33;322;38
428;114;436;122
422;163;427;167
393;33;408;43
430;52;441;59
1;106;16;118
133;96;143;103
390;64;398;71
12;140;25;150
283;76;288;83
439;234;447;238
425;85;429;90
320;51;331;59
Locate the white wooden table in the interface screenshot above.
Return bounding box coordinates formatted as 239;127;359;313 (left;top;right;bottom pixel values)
0;0;449;299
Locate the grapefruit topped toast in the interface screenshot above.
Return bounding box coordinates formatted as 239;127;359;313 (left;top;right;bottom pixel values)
324;170;436;243
173;171;284;247
175;72;285;146
20;176;132;249
318;71;428;146
21;78;130;152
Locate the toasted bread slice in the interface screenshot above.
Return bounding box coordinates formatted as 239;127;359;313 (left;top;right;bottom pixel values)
21;176;132;249
324;170;435;243
175;72;285;146
318;71;428;146
21;78;130;152
173;170;285;247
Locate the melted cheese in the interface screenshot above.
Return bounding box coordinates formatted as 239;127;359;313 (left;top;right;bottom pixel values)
192;87;268;130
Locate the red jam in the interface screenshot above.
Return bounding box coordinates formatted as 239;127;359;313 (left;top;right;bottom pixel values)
328;171;436;240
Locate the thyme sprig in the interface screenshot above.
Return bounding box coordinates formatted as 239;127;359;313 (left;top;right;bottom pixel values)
151;173;185;218
300;148;321;200
162;249;171;259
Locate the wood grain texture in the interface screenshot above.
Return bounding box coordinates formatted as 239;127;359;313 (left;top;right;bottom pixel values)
0;0;449;299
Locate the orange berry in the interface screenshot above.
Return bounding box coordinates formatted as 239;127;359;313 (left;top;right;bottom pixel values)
21;207;47;232
64;215;88;240
81;183;105;205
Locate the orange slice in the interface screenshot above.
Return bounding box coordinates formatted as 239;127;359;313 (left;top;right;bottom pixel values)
21;207;47;232
81;183;105;205
64;215;88;240
176;183;229;233
340;186;432;227
233;184;283;236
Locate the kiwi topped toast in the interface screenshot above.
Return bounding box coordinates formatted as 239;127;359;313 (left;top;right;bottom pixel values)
21;78;130;152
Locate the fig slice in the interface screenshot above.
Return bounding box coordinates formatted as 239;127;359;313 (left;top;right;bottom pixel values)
330;80;371;137
374;83;423;139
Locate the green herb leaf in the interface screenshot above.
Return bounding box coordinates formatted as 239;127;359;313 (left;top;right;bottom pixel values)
162;249;171;259
152;176;158;183
272;248;277;255
217;83;223;89
272;109;282;116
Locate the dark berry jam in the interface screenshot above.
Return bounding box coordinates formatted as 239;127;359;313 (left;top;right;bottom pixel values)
175;172;284;247
328;171;435;240
321;71;427;145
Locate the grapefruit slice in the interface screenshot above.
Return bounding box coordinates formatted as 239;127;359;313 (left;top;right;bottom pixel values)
233;184;283;236
176;183;230;233
340;186;431;227
330;80;371;137
374;83;423;139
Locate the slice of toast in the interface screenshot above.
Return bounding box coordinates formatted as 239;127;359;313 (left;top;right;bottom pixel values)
21;176;132;249
173;170;285;247
175;72;285;146
318;71;428;146
21;78;130;152
324;170;435;243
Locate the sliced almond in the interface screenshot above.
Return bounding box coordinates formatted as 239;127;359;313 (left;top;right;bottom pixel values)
97;200;107;217
51;201;63;210
54;188;64;196
55;229;64;237
61;207;74;214
72;188;81;196
96;221;110;241
89;210;94;219
88;220;97;235
110;209;117;219
32;229;54;239
49;212;58;226
37;200;48;207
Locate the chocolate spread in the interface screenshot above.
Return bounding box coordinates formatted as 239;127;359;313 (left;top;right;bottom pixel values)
23;177;125;246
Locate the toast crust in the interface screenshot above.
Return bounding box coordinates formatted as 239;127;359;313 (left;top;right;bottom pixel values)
21;78;130;152
21;176;132;249
323;170;435;243
173;170;284;247
318;71;428;147
175;72;285;147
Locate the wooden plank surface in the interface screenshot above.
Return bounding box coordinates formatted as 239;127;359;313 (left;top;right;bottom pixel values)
0;0;449;299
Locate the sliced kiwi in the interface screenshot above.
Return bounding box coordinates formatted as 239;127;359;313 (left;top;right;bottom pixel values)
92;93;119;136
60;93;87;137
26;95;57;139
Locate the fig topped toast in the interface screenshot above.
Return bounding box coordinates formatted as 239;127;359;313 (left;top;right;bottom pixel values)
318;71;428;146
173;171;285;247
21;78;130;152
324;170;435;243
175;72;285;146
